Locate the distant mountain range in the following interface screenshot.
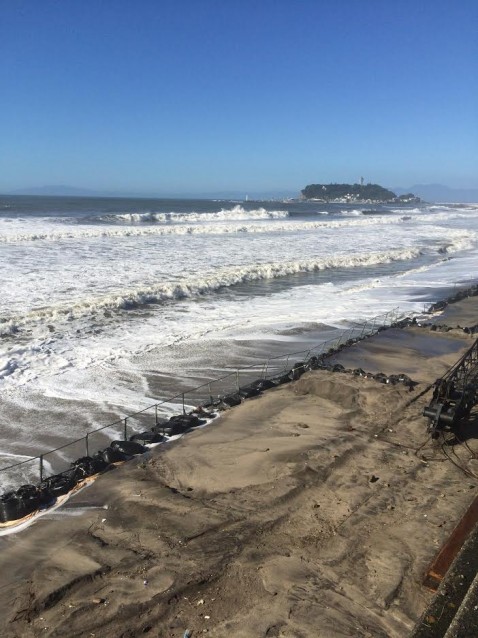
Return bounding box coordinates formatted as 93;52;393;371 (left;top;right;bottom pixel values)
393;184;478;203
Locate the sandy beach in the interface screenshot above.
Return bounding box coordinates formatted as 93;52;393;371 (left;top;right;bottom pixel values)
2;298;478;637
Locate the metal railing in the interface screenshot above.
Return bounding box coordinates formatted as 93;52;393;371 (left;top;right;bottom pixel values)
0;308;401;489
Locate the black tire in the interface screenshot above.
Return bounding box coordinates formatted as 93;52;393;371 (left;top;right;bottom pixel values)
160;414;205;436
40;471;78;497
0;489;39;522
290;362;307;380
307;356;320;370
221;393;242;407
272;373;293;385
169;414;203;428
72;455;109;478
100;446;131;464
238;385;262;399
38;484;55;506
0;492;22;523
111;440;147;455
249;378;276;391
16;484;41;512
130;431;165;444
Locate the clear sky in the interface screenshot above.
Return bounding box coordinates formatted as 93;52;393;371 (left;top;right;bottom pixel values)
1;0;477;195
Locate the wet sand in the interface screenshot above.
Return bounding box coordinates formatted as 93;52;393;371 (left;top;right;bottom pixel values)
2;301;478;637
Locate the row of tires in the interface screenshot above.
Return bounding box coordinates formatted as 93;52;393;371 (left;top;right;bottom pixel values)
427;286;478;314
0;440;148;524
429;323;478;335
209;344;418;411
0;411;215;524
394;318;478;336
295;360;416;387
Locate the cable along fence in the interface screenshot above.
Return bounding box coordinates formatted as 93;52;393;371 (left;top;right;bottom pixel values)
0;308;402;490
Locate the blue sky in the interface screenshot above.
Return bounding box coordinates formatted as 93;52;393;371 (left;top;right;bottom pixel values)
1;0;477;195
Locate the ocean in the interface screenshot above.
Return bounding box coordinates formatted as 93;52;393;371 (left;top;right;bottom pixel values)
1;194;477;487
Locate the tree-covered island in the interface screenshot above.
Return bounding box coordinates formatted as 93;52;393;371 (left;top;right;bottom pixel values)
301;183;420;204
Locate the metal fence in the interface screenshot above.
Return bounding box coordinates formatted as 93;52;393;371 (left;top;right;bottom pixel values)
0;308;401;489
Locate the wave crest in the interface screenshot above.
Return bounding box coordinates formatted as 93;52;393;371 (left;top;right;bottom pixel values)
97;205;289;224
0;247;426;335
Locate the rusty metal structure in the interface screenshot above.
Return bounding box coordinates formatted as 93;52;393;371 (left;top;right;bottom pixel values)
424;337;478;436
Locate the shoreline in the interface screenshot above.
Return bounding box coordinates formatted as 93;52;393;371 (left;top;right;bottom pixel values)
1;292;478;636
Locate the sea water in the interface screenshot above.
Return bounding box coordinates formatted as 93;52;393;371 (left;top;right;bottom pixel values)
1;195;477;485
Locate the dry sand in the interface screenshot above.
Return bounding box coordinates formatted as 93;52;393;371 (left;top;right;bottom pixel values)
2;303;478;637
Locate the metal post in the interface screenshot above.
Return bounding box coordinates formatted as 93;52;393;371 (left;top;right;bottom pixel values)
360;319;367;338
236;370;240;391
85;433;89;457
182;393;186;415
371;317;376;335
284;355;290;373
39;455;44;483
124;417;128;440
264;359;269;379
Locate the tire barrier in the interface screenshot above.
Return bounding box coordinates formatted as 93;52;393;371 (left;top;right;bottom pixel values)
425;284;478;315
314;362;417;389
429;323;478;335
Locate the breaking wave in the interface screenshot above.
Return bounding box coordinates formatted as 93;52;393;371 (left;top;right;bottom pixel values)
0;213;441;244
0;246;442;335
97;205;289;224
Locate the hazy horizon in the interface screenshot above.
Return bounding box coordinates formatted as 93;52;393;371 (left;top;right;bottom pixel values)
3;182;478;204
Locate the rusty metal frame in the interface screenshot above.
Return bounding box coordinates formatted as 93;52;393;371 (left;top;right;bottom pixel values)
423;337;478;435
